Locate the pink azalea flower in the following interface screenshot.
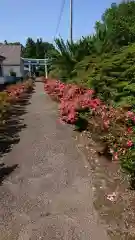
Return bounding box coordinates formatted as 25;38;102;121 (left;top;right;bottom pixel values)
127;111;134;118
113;152;118;161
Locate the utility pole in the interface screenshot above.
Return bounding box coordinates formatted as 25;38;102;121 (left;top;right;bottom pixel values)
70;0;73;42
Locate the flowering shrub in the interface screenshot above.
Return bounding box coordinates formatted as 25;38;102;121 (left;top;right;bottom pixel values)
0;91;10;126
44;78;135;188
0;80;34;126
6;79;33;101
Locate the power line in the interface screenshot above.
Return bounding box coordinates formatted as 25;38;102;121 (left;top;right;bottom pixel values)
54;0;66;41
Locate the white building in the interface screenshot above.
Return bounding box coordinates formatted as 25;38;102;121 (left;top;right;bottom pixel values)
0;44;24;78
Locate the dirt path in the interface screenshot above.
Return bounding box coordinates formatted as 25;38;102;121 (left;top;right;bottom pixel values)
0;82;110;240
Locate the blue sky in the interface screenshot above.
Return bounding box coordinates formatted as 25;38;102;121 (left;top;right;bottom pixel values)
0;0;120;45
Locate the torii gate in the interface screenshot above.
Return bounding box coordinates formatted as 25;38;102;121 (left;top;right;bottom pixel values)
21;57;50;78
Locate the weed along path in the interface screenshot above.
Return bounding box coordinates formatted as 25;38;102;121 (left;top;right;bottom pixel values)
0;82;110;240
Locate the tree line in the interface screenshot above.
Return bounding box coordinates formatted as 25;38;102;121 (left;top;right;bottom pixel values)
1;38;57;59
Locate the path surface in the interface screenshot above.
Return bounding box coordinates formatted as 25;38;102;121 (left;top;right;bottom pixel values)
0;82;110;240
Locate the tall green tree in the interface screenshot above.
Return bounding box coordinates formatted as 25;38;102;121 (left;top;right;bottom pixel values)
23;38;36;58
22;37;57;61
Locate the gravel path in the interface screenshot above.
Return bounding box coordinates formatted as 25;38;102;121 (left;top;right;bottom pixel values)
0;82;110;240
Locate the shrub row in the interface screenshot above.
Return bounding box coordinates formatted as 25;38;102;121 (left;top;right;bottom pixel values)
0;79;34;126
44;78;135;188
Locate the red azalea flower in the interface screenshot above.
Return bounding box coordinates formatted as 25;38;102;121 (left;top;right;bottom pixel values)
127;127;133;134
131;115;135;123
127;140;134;147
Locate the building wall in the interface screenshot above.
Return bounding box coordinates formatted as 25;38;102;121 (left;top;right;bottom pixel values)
0;59;3;77
0;76;4;84
3;65;22;77
0;59;4;84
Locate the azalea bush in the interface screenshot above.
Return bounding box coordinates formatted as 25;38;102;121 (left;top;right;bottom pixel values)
44;78;135;188
6;79;33;101
0;79;34;126
0;92;10;127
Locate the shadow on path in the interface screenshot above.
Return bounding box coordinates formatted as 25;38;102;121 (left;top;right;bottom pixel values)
0;90;34;157
0;163;18;185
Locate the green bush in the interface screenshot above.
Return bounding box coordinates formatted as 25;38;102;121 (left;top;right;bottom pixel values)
71;43;135;107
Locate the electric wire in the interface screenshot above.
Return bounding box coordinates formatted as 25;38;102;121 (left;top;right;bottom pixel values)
53;0;66;41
